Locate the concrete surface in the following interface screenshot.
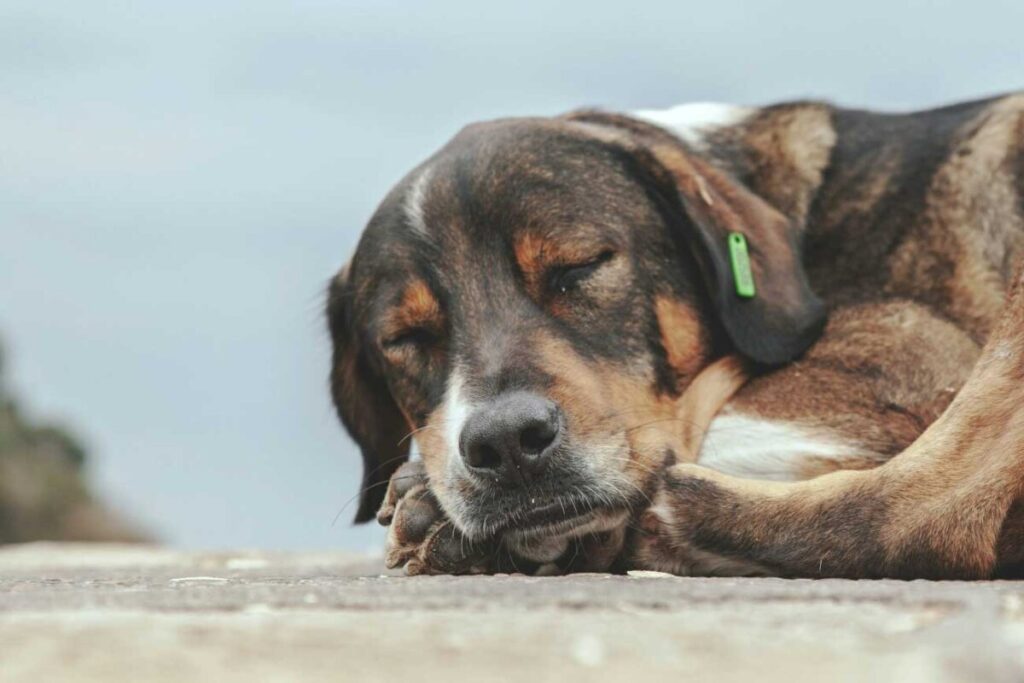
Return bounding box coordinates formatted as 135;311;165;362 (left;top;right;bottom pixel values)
1;543;1023;682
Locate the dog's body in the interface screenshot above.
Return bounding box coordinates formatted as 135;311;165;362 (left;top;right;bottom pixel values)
330;93;1024;577
664;96;1021;483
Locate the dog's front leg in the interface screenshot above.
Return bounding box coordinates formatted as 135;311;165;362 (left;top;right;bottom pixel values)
634;273;1024;579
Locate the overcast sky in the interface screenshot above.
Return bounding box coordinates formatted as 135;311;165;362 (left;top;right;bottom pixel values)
2;0;1022;550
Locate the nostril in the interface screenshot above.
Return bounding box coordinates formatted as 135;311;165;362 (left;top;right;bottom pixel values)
519;421;557;455
468;443;503;470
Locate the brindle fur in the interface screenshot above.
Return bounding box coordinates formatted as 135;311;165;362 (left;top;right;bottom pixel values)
329;92;1024;577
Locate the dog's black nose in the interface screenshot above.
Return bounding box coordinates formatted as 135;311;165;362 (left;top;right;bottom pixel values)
459;392;562;485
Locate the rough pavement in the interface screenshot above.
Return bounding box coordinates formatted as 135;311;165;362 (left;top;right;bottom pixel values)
1;543;1023;682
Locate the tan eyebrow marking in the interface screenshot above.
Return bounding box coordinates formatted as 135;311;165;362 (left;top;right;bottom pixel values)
514;231;614;301
381;279;443;339
515;232;610;273
515;232;548;279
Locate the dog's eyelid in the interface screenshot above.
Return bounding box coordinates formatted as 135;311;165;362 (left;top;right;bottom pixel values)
553;248;616;269
549;249;617;294
380;327;436;350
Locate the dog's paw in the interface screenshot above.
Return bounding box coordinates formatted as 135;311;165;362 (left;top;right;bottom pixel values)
377;461;628;576
630;487;695;575
378;461;497;576
630;464;772;577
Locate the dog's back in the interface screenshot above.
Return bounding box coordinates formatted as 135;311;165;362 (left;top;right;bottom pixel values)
809;95;1024;337
661;94;1024;338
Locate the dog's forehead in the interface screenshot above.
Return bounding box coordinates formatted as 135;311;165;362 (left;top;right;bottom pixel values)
355;117;645;269
348;116;655;313
434;117;636;204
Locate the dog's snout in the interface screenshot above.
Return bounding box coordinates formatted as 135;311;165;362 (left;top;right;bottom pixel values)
459;392;563;485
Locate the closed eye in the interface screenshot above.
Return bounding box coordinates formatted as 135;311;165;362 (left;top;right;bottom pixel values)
382;327;436;350
549;250;615;294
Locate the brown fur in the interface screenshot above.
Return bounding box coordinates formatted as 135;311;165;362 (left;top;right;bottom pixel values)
386;280;443;336
673;356;748;462
688;104;836;235
636;95;1024;578
654;295;710;382
641;267;1024;578
330;92;1024;576
726;301;979;464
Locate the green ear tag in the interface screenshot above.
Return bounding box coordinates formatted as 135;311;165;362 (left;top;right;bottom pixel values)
728;232;756;298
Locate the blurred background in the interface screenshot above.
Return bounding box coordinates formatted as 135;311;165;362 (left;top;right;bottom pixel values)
2;0;1022;551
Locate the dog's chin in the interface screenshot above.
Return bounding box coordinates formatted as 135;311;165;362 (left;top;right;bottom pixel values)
503;507;631;564
503;504;626;541
451;489;632;563
442;460;647;561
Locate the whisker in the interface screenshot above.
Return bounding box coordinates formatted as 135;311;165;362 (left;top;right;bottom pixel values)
603;454;662;479
329;474;421;526
398;424;438;446
357;454;415;489
623;416;714;436
566;537;581;569
610;477;653;507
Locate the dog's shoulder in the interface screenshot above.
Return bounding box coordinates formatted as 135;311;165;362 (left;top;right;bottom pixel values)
697;298;981;481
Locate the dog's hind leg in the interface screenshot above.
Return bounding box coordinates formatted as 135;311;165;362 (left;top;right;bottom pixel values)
633;270;1024;579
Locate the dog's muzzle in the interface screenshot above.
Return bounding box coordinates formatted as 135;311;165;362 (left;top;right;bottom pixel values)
458;391;564;487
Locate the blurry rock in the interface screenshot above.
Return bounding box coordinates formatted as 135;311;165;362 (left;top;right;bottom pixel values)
0;339;147;544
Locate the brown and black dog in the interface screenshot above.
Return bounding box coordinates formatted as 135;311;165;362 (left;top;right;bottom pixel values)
327;93;1024;578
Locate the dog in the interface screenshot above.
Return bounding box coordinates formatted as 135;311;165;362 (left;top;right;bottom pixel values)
327;93;1024;578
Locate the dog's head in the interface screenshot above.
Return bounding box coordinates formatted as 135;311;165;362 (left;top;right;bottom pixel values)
328;112;824;545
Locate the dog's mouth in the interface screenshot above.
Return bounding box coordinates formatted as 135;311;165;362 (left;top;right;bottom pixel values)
471;490;631;542
449;447;650;544
500;498;597;536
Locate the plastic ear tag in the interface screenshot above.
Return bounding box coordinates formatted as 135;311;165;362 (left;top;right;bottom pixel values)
728;233;756;299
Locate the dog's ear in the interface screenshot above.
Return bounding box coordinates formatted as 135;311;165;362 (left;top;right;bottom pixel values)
653;144;827;365
568;112;826;365
327;265;410;523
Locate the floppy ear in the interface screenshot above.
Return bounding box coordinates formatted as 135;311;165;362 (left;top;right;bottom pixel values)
654;144;827;364
327;265;410;523
568;112;826;365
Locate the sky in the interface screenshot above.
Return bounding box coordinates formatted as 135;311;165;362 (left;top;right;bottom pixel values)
2;0;1022;550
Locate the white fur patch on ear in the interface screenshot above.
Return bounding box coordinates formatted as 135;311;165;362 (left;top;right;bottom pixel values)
404;167;433;237
696;413;872;481
632;102;753;148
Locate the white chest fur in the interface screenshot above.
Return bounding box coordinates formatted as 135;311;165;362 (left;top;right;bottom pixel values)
696;413;873;481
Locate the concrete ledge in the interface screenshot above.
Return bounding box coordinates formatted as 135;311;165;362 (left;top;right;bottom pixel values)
1;543;1023;682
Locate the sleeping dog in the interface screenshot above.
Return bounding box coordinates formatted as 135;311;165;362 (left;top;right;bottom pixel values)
327;93;1024;578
